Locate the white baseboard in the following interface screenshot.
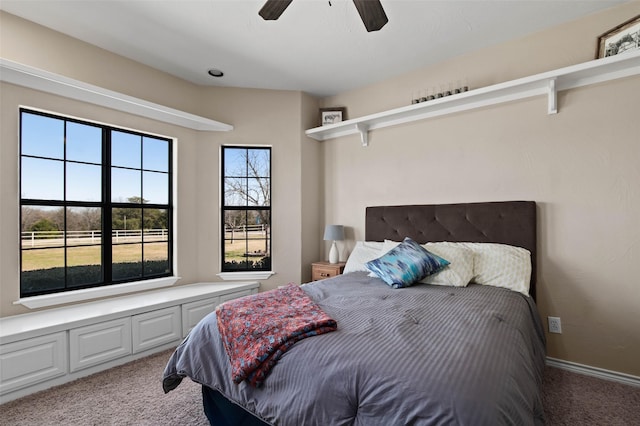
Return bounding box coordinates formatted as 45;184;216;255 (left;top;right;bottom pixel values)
546;357;640;388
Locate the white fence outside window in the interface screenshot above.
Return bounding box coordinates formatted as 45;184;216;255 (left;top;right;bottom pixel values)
21;229;169;248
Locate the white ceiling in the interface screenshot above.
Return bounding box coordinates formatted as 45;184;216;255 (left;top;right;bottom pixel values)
0;0;627;97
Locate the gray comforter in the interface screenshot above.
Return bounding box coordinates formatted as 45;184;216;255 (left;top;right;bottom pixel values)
163;272;546;425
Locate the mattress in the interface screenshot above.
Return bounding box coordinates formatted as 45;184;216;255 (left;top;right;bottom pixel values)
163;272;546;425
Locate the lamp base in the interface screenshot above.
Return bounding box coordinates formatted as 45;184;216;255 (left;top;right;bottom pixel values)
329;241;339;264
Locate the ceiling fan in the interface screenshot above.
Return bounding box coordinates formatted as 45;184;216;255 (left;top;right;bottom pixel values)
259;0;388;32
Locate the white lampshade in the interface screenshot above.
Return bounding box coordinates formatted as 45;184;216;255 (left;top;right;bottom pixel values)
323;225;344;241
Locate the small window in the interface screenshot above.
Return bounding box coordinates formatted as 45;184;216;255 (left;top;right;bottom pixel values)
20;109;173;297
221;146;271;272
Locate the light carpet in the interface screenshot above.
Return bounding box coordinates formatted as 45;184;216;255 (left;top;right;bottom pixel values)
1;348;639;425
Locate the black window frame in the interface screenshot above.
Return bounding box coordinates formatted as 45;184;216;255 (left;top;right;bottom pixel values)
19;108;173;297
221;145;271;272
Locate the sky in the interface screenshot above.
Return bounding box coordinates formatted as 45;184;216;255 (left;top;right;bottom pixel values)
21;111;169;205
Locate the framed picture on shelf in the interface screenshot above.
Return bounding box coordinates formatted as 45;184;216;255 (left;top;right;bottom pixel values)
319;107;346;126
596;14;640;58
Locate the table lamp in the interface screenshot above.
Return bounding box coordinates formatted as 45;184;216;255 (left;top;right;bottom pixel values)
323;225;344;264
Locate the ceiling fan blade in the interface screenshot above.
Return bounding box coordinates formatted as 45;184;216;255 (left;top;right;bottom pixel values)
259;0;293;20
352;0;388;32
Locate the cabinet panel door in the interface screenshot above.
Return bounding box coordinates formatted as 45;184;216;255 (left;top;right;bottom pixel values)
0;332;67;395
132;306;181;354
182;297;220;337
70;318;132;372
219;289;253;304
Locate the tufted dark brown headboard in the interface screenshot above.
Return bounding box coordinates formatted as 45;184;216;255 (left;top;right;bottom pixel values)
365;201;537;300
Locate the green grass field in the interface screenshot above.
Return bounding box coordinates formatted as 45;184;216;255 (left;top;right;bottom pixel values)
224;239;269;259
22;239;269;271
22;244;168;271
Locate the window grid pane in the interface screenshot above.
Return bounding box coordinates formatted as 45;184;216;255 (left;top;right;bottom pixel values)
66;121;102;164
111;131;141;168
21;112;65;159
21;157;64;200
66;162;102;202
221;146;271;272
143;136;169;172
19;109;172;297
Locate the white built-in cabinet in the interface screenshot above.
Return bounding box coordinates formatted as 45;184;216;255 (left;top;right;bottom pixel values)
0;332;67;396
182;297;220;337
0;281;258;403
180;287;254;337
69;317;133;373
131;306;181;355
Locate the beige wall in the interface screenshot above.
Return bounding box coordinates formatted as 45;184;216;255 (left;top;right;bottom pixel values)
2;2;639;377
300;93;324;280
0;11;201;115
319;2;640;376
193;85;317;285
0;82;205;316
0;12;321;317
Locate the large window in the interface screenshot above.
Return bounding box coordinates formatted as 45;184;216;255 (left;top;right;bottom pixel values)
221;146;271;272
20;109;172;297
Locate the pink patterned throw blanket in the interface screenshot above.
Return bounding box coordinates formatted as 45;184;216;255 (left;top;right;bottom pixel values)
216;283;337;387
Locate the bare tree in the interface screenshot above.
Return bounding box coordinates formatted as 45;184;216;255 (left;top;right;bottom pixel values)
224;149;270;221
67;207;101;231
224;210;246;243
21;206;45;231
224;148;270;256
21;206;64;231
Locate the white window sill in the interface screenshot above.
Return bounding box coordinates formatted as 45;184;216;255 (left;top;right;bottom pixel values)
13;276;181;309
217;271;275;281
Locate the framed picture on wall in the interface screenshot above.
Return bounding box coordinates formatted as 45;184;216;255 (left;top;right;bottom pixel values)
319;107;346;126
596;14;640;58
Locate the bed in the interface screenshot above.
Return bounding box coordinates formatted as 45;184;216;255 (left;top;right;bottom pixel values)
163;201;546;425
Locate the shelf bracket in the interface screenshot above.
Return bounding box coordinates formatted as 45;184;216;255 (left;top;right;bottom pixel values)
548;78;558;114
356;123;370;147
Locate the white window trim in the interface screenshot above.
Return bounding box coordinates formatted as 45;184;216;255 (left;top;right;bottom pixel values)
17;109;179;309
219;145;272;277
14;276;181;309
217;271;275;281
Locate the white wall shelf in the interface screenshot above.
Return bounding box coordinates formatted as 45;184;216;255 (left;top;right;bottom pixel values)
0;58;233;132
305;51;640;146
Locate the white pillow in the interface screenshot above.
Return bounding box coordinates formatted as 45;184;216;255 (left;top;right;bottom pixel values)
376;240;474;287
422;242;475;287
459;242;531;296
343;241;385;274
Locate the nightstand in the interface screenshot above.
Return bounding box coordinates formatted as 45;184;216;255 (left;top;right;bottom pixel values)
311;261;346;281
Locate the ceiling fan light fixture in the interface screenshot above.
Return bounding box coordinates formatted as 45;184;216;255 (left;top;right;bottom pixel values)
353;0;388;32
259;0;293;20
258;0;388;32
207;68;224;78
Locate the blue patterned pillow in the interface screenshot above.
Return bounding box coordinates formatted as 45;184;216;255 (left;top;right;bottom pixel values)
365;237;450;288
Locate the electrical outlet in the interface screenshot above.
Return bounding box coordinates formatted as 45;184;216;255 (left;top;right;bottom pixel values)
548;316;562;334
